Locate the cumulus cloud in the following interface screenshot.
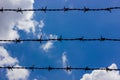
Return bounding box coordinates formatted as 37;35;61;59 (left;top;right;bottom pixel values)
0;0;36;40
33;75;47;80
39;20;45;29
6;65;29;80
62;52;68;67
0;0;35;79
49;34;58;39
62;52;72;74
0;46;18;66
41;41;53;52
0;46;30;80
41;34;57;52
80;63;120;80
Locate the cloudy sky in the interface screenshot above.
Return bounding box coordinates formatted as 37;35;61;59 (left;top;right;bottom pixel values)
0;0;120;80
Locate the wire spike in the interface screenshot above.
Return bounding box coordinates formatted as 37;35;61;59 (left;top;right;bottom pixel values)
83;6;89;13
65;65;71;72
42;6;47;13
0;7;4;13
15;38;21;43
79;36;84;41
105;67;112;72
57;35;62;42
30;65;35;71
105;8;112;13
84;66;90;72
39;35;42;43
64;6;69;12
100;36;106;41
48;65;53;71
16;8;23;14
7;65;14;71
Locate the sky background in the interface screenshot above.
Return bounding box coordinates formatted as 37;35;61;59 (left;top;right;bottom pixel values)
0;0;120;80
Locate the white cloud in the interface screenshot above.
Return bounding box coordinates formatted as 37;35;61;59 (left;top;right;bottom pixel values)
0;0;35;79
6;65;29;80
62;52;68;67
80;63;120;80
39;20;45;29
17;20;38;33
0;46;29;80
49;34;58;39
34;75;47;80
36;20;45;37
0;0;36;40
62;52;72;74
0;46;18;66
41;34;57;52
41;41;53;52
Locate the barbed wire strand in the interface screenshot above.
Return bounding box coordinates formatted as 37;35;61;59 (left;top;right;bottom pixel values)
1;36;120;43
0;7;120;13
1;65;119;72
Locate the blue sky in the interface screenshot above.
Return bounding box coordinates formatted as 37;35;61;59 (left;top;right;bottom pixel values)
0;0;120;80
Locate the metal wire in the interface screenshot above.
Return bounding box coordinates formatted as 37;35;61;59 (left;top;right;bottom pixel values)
1;65;119;72
0;36;120;43
0;7;120;13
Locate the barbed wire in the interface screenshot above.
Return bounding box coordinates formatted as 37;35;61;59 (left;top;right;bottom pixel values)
0;7;120;13
1;36;120;43
1;65;119;72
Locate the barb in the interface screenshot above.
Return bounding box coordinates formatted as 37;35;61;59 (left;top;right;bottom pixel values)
1;36;120;43
0;7;120;13
1;65;120;72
